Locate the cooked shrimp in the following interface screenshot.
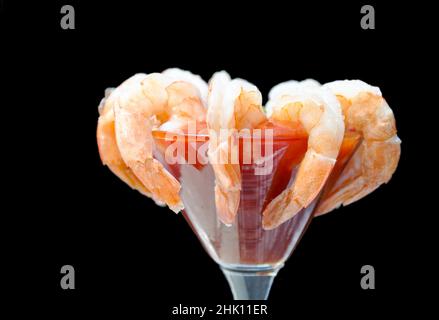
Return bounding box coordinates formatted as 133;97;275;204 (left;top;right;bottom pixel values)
162;68;209;106
262;86;344;229
315;80;401;215
97;70;207;212
207;71;267;225
97;78;159;203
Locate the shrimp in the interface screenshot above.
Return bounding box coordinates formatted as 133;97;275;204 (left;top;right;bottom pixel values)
315;80;401;215
262;85;345;230
266;79;321;116
97;77;157;202
97;69;207;212
162;68;209;106
207;71;267;225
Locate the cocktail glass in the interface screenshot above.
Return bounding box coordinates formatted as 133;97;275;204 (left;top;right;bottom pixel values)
153;128;359;300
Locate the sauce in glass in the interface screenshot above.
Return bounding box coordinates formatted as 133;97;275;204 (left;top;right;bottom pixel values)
152;121;360;267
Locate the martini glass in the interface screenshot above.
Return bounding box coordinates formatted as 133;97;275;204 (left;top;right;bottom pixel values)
153;128;359;300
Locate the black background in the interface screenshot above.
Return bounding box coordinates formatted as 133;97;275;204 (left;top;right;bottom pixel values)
1;0;433;317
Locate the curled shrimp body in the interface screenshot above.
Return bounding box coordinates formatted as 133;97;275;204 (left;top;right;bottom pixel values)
315;80;401;215
266;79;321;116
207;71;267;225
97;69;207;212
162;68;209;106
97;76;157;201
262;86;345;229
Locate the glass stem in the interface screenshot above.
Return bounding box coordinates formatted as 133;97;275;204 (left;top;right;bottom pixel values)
221;265;282;300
